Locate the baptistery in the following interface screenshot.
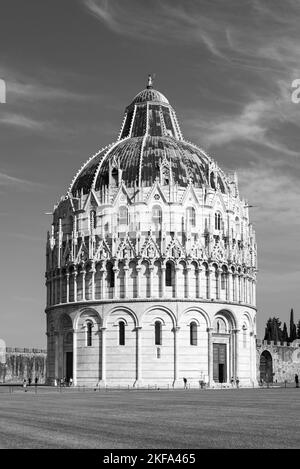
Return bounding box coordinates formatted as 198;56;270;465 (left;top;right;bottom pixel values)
45;77;258;387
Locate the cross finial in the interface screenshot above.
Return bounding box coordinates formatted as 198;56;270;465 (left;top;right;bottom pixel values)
147;74;153;89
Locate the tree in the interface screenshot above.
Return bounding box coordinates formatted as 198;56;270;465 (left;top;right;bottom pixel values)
264;317;282;342
282;322;289;342
289;308;297;342
264;318;272;341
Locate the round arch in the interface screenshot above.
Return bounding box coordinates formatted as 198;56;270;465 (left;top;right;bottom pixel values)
73;307;102;331
179;306;211;329
140;305;177;328
213;308;238;330
259;350;273;383
103;305;138;328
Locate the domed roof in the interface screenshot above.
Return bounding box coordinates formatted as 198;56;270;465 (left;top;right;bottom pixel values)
128;75;169;107
69;77;229;196
130;88;169;107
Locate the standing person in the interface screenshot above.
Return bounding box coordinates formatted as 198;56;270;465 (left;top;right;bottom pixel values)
23;379;27;392
230;377;235;388
35;377;38;387
28;377;31;386
183;377;187;389
295;374;299;388
69;377;73;387
236;377;240;388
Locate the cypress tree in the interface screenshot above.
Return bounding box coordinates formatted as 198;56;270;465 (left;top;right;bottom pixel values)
289;308;297;342
282;322;289;342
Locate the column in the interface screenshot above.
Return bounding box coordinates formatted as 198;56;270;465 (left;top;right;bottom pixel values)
197;267;202;298
100;267;105;299
148;265;154;298
217;268;222;300
238;275;242;303
113;267;119;298
100;327;107;385
161;266;166;298
52;275;56;305
207;327;213;386
233;329;240;379
232;273;236;302
59;272;62;304
124;265;129;298
73;271;77;302
66;273;70;303
174;266;180;298
136;265;141;298
173;326;180;387
207;268;212;300
54;331;59;381
73;329;77;386
227;271;231;302
185;265;191;298
91;265;96;300
81;270;86;301
134;326;143;387
249;331;253;384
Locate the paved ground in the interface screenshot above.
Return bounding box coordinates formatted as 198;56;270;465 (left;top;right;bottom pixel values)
0;387;299;449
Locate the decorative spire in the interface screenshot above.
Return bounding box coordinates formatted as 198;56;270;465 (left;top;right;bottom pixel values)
147;74;153;89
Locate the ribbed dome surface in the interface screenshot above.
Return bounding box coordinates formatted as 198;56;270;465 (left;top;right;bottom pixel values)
129;88;169;107
71;137;217;194
69;81;229;196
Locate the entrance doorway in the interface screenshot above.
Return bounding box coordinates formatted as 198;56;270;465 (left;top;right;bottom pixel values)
213;343;227;383
66;352;73;382
259;350;273;383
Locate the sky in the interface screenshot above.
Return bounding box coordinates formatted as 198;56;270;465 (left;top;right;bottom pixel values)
0;0;299;347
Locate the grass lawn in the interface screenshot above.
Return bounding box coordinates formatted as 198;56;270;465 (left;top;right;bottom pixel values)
0;387;299;449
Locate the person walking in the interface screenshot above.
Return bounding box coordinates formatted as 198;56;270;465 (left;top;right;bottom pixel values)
183;377;188;389
295;374;299;388
28;377;32;386
236;377;240;388
34;377;38;387
23;379;27;392
230;377;235;388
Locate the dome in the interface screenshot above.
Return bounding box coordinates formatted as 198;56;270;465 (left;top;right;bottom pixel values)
129;88;169;106
69;77;229;196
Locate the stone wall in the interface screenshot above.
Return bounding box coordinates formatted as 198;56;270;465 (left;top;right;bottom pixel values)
256;339;300;383
0;342;47;384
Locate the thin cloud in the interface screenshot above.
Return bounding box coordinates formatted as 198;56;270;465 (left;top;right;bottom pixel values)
8;81;85;102
0;113;46;130
187;97;299;157
0;171;45;191
83;0;228;57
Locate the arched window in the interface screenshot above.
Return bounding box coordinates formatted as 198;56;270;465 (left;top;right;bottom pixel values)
90;210;97;230
86;322;92;347
166;262;172;286
221;272;226;290
119;321;125;345
215;212;221;230
107;262;115;288
119;206;128;225
187;207;196;227
152;205;162;228
190;322;197;346
155;321;162;345
111;167;118;186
